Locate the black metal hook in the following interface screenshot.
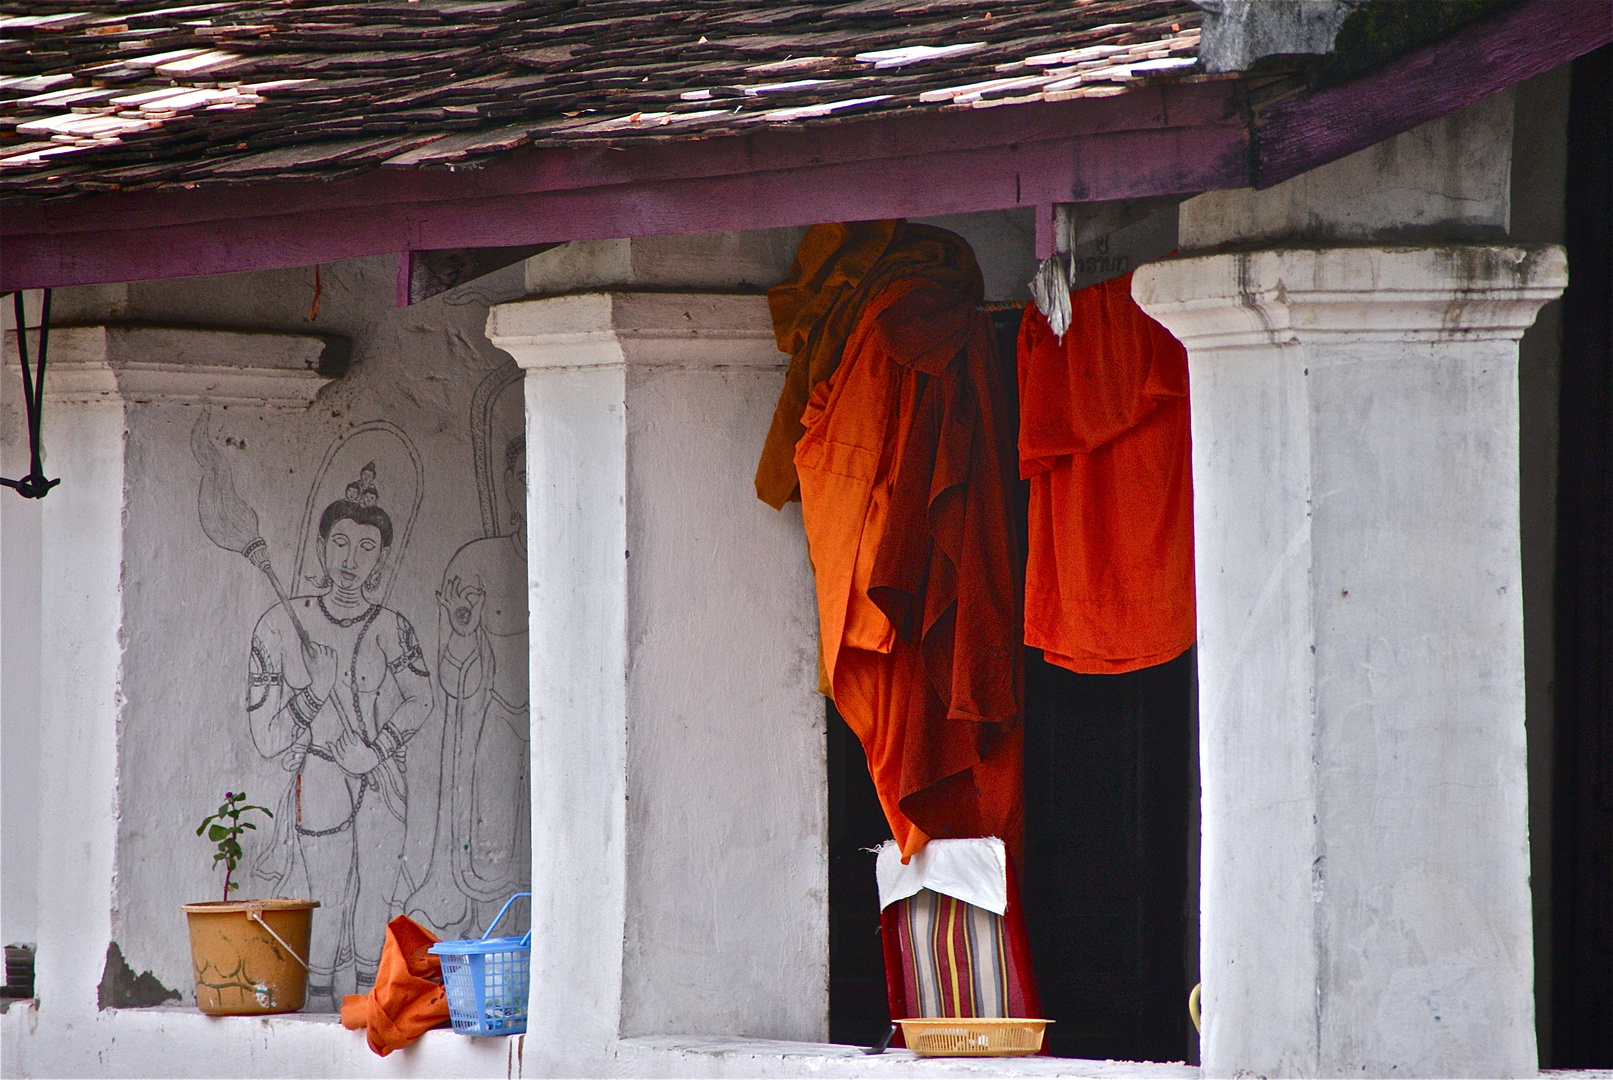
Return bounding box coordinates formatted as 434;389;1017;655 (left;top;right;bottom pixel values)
2;289;60;500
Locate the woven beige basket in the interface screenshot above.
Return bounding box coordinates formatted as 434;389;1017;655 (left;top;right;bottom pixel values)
898;1017;1051;1057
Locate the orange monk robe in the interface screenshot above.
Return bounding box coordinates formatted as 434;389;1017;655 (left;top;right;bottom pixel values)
796;234;1024;860
1017;272;1195;675
341;915;450;1056
757;221;998;510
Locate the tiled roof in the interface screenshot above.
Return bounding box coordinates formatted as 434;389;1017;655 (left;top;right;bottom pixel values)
0;0;1202;205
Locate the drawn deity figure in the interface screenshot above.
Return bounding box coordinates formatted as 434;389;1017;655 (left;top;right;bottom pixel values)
437;436;531;931
400;435;531;937
245;462;432;1003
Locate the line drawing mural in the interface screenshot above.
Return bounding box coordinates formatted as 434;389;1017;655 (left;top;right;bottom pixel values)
194;414;433;1005
192;377;529;1007
399;359;532;938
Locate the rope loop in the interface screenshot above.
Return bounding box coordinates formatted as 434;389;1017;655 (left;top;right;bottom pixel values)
2;290;60;500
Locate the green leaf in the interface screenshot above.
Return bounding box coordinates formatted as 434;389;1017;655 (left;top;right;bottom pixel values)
208;824;229;842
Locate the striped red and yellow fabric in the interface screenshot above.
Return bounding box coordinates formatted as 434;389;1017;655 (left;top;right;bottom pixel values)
893;888;1011;1018
880;881;1040;1042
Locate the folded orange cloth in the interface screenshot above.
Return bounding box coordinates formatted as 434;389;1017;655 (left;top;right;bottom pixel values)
341;915;450;1056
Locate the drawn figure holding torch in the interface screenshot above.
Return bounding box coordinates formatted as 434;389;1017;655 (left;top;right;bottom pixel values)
194;416;431;1005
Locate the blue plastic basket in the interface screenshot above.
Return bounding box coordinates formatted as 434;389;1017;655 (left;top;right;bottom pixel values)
429;893;531;1036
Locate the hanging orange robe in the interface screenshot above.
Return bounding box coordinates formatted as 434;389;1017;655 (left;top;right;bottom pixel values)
1017;273;1195;675
795;232;1023;859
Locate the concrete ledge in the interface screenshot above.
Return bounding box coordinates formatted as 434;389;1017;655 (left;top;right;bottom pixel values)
0;1003;514;1079
16;1001;1613;1077
0;1002;1201;1079
614;1036;1199;1079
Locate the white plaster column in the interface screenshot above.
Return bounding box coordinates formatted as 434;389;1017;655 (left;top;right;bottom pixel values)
24;355;123;1026
0;311;43;992
4;326;326;1023
1134;245;1565;1078
487;292;823;1063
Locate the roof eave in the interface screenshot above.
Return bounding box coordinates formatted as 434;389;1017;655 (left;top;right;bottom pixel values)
1;0;1606;293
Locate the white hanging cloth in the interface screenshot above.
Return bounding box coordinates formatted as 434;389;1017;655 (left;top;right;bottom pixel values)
874;836;1008;916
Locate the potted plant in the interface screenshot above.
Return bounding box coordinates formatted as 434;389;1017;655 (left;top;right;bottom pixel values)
180;791;319;1015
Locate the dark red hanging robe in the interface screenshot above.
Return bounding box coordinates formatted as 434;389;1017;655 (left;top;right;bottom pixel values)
794;236;1025;862
792;230;1038;1034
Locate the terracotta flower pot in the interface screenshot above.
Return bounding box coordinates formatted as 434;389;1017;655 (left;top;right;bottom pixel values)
180;898;319;1015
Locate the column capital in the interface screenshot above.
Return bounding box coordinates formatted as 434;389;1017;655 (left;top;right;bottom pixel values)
9;325;332;407
1133;244;1566;352
486;292;781;371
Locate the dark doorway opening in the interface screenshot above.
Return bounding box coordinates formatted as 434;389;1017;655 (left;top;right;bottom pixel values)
1551;40;1613;1071
1021;648;1194;1063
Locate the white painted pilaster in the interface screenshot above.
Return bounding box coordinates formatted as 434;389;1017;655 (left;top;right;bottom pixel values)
32;372;123;1025
1134;245;1565;1079
488;292;824;1065
0;312;43;990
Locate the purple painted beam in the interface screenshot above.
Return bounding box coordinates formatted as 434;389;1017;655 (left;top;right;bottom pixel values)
1255;0;1613;188
0;82;1248;290
4;122;1249;293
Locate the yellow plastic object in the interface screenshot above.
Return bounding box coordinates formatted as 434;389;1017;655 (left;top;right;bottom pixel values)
1189;982;1203;1034
898;1017;1051;1057
180;899;318;1015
